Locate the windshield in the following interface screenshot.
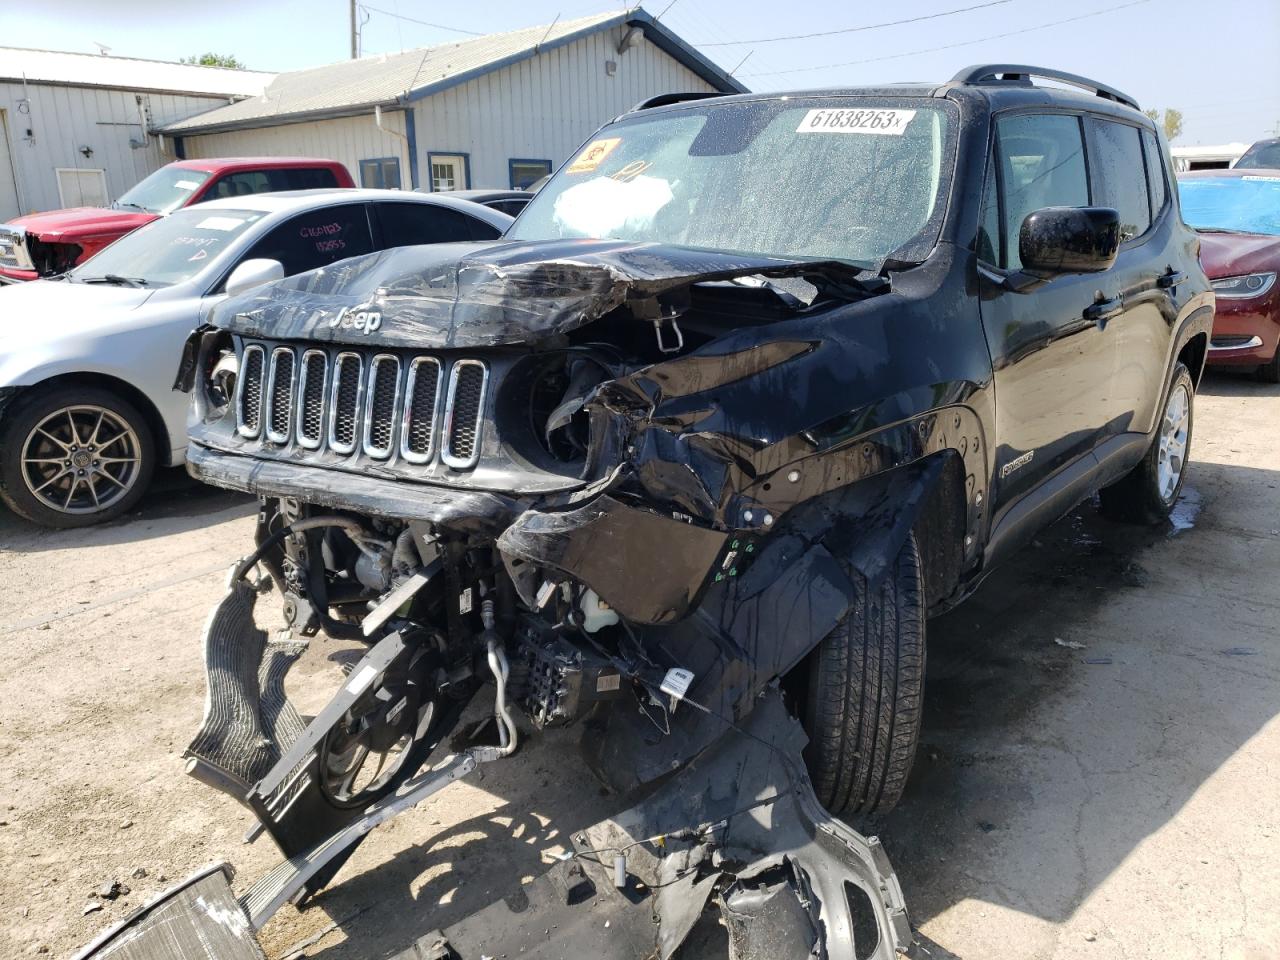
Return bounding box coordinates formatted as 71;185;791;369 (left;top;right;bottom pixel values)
71;207;264;286
1235;141;1280;170
114;167;212;214
1177;175;1280;236
508;98;956;267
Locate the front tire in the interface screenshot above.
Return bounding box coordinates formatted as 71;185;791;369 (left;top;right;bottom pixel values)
0;384;155;528
1099;361;1194;524
800;531;925;816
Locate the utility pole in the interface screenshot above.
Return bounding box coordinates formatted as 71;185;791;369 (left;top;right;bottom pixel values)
350;0;359;58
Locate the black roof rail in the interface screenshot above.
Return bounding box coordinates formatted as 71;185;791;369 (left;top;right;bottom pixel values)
952;64;1140;111
630;91;727;112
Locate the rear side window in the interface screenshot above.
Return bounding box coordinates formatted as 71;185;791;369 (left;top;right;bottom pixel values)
995;114;1090;270
207;171;272;200
243;203;374;276
1090;119;1151;242
1141;129;1168;218
269;167;341;191
371;202;499;246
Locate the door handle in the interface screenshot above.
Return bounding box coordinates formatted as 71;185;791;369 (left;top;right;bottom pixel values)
1157;269;1187;289
1084;296;1123;328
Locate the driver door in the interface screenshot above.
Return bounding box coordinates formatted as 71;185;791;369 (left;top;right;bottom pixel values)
977;112;1120;556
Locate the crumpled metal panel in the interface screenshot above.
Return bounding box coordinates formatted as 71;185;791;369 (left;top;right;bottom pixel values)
71;865;262;960
210;238;873;350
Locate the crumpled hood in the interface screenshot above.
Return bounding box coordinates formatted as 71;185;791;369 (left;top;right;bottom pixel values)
212;238;870;349
6;207;158;241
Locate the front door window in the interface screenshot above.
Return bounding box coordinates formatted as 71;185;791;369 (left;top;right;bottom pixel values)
430;154;467;192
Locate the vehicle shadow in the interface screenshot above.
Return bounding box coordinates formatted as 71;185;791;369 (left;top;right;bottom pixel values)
0;466;254;554
869;445;1280;943
269;723;622;960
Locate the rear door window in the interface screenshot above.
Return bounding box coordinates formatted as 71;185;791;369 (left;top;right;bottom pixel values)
206;171;272;201
1089;118;1152;242
371;202;500;246
242;203;374;276
268;167;342;191
995;113;1091;270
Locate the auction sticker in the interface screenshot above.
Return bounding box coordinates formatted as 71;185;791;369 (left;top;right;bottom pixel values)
196;216;246;231
567;137;622;174
796;108;916;135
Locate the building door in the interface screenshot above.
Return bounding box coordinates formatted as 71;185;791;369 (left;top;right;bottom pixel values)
0;110;20;220
429;154;467;191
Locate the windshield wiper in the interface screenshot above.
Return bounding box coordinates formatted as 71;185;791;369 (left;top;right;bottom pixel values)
112;201;150;213
81;274;149;287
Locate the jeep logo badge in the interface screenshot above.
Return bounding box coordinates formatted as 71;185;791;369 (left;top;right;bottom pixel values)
330;306;382;334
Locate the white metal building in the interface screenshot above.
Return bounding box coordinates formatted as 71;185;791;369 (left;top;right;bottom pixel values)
0;47;273;219
161;10;745;193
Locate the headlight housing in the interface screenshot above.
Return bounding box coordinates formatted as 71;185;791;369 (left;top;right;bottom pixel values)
1210;272;1276;299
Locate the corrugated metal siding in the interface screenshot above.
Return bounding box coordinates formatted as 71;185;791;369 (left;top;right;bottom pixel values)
0;81;233;214
181;111;410;189
0;110;19;220
412;30;715;189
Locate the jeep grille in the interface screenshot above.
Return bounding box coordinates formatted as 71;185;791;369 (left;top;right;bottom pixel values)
235;341;485;470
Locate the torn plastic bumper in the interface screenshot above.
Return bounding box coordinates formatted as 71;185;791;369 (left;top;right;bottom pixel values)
186;442;520;532
73;692;911;960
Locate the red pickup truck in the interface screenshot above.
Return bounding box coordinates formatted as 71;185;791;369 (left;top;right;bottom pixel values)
0;157;354;282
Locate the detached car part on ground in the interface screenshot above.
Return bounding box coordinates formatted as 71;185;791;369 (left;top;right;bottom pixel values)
76;66;1213;959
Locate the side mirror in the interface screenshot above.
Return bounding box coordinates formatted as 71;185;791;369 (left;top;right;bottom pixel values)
224;258;284;298
1019;206;1121;276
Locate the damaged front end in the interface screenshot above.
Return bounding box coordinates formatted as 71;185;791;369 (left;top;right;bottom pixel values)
87;237;977;958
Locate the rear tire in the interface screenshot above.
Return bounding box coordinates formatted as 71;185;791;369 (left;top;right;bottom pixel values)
0;384;155;528
800;532;925;816
1099;362;1193;524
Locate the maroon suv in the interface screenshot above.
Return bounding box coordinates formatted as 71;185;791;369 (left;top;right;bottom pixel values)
0;157;354;282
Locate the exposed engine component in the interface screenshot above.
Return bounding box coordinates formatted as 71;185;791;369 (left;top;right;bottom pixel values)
510;628;626;728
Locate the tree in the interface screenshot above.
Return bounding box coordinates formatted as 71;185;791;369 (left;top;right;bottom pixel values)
1143;107;1183;143
180;53;246;69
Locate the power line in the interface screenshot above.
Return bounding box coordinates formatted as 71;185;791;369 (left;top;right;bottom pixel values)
701;0;1013;47
359;3;484;36
740;0;1150;78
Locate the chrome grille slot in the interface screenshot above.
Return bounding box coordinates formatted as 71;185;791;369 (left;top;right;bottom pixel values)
328;352;364;455
265;347;297;444
296;350;329;449
362;354;401;459
442;360;487;469
235;345;266;438
400;357;442;464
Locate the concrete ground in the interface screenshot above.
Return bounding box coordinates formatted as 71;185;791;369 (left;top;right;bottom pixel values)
0;370;1275;959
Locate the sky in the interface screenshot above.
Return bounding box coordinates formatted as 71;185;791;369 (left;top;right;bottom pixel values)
3;0;1278;146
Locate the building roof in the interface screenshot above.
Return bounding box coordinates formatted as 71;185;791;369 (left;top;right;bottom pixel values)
160;8;746;135
0;46;274;97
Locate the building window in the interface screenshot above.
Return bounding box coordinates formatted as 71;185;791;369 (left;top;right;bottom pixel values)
428;153;468;191
359;157;402;190
55;168;108;208
509;158;552;190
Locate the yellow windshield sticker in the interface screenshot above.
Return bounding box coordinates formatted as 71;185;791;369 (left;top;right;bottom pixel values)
567;138;622;174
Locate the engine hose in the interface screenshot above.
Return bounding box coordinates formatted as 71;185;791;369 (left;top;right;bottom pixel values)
486;637;519;756
232;516;382;583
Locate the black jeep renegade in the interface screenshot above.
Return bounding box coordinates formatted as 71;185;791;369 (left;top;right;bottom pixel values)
180;65;1212;842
